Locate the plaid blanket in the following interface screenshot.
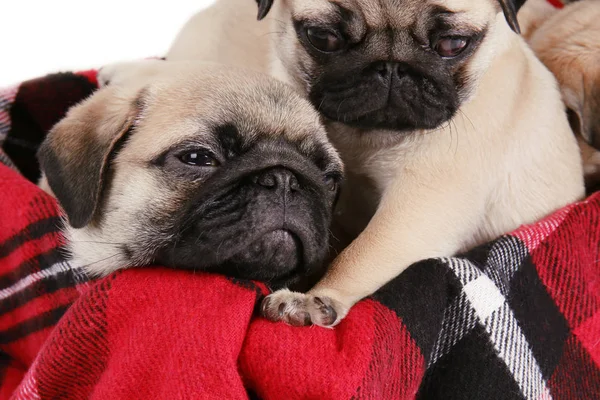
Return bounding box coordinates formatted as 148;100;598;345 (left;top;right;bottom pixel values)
1;70;599;399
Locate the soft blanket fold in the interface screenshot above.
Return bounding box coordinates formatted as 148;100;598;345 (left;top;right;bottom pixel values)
0;70;599;400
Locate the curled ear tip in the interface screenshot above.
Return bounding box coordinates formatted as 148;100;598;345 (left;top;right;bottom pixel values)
256;0;274;20
512;22;521;34
498;0;523;33
257;9;268;20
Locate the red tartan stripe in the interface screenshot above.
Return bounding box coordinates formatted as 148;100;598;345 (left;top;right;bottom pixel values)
0;247;67;297
0;217;61;266
0;234;63;286
548;336;600;398
0;167;60;239
75;70;98;87
0;351;10;381
4;326;63;370
353;301;425;399
511;203;574;253
529;196;600;329
546;0;565;9
240;298;421;399
0;287;79;332
0;266;82;315
0;356;24;400
573;310;600;368
0;235;64;291
0;305;71;345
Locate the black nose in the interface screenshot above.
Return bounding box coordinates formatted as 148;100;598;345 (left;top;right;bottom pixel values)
371;61;410;80
253;167;300;192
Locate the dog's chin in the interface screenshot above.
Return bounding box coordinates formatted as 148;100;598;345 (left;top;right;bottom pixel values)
222;229;304;287
155;226;328;291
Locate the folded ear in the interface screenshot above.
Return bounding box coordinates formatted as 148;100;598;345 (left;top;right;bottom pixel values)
563;79;600;150
38;86;147;229
256;0;274;20
581;82;600;149
498;0;527;34
586;81;600;149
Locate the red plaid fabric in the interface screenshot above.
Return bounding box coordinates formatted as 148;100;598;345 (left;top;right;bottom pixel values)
0;70;599;399
547;0;566;9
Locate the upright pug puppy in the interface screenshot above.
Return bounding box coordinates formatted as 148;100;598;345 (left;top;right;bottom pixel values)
167;0;584;327
38;62;343;290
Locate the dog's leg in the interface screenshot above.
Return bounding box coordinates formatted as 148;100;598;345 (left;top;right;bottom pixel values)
262;165;484;327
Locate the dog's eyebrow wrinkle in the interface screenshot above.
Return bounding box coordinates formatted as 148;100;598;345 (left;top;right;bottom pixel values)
429;4;455;16
214;123;245;157
333;2;353;21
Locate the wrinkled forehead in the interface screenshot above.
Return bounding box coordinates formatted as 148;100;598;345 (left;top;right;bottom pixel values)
126;79;333;160
291;0;496;29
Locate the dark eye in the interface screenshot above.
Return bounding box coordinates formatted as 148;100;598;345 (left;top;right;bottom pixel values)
434;36;469;58
324;174;339;192
178;151;220;167
306;27;345;53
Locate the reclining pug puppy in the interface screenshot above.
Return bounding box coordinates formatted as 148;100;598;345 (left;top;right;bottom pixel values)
38;62;343;291
519;0;600;191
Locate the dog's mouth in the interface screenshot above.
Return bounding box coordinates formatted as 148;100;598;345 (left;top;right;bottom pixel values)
155;227;308;289
310;72;459;132
224;225;325;289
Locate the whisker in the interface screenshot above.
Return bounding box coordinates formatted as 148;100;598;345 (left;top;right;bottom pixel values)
78;253;121;270
69;240;125;246
261;31;285;37
458;109;476;132
451;118;460;157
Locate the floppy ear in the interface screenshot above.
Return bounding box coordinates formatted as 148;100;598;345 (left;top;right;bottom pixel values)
498;0;527;34
583;83;600;149
38;86;146;229
563;80;600;150
256;0;274;20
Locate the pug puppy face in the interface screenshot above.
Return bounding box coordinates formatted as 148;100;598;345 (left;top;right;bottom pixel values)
38;63;343;290
257;0;523;134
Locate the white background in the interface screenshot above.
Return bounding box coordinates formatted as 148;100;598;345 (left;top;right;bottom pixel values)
0;0;216;86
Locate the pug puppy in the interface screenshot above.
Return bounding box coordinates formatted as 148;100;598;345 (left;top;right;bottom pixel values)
169;0;584;328
519;0;600;191
38;62;343;290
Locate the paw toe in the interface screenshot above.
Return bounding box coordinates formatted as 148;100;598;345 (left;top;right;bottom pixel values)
313;297;338;326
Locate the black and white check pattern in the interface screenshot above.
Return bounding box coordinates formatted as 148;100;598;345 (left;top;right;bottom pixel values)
404;236;571;399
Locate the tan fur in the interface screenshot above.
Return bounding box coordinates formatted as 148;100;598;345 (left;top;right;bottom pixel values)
166;0;274;73
165;0;584;326
40;61;340;277
519;0;600;189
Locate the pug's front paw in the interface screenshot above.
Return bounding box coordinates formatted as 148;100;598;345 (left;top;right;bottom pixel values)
261;289;347;328
97;59;165;88
97;62;129;87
